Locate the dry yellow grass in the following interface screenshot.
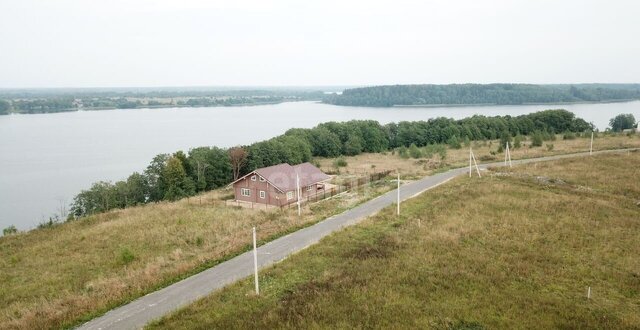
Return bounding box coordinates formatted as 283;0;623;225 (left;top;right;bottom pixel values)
317;133;640;179
0;179;394;329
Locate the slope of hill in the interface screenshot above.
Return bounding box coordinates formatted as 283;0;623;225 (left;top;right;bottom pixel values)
149;151;640;329
323;83;640;107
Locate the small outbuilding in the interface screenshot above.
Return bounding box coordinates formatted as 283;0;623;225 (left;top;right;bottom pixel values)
229;162;331;207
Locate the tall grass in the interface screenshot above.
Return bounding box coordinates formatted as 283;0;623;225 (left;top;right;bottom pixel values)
0;181;394;329
149;152;640;329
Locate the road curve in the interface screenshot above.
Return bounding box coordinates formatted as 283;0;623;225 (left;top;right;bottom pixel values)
78;148;637;330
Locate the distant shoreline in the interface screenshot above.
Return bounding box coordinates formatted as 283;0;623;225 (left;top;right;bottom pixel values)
389;98;639;108
0;100;312;115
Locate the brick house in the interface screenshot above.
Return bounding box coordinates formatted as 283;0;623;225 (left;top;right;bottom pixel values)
230;162;331;207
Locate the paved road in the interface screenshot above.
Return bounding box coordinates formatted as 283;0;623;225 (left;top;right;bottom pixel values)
78;148;636;330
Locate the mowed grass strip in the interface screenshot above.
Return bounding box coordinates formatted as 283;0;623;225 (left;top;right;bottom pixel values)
0;181;394;330
149;152;640;329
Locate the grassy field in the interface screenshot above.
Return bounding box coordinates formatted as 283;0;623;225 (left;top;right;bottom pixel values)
150;151;640;329
317;133;640;179
0;177;395;329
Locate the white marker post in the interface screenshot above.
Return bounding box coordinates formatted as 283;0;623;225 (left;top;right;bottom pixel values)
296;172;301;216
505;142;512;168
470;147;481;177
252;227;259;295
590;131;594;156
587;286;591;299
396;171;400;216
469;147;473;177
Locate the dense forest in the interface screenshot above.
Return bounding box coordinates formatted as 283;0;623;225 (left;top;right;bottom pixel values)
0;88;324;114
323;84;640;107
69;109;592;218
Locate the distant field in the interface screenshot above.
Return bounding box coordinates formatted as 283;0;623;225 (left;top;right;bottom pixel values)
0;177;394;329
149;152;640;329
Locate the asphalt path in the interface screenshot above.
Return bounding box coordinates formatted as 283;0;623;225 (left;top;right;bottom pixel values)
78;148;637;329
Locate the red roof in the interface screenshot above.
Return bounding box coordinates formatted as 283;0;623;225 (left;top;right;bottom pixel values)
235;162;330;192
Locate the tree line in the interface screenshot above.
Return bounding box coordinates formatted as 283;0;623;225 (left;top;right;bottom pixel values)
0;89;325;114
323;84;640;107
69;109;593;218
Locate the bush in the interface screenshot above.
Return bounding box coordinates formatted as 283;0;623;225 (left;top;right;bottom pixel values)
3;225;17;236
563;132;576;140
409;143;422;158
397;146;408;159
513;134;522;148
546;143;554;151
119;247;135;265
333;157;348;168
531;131;544;147
447;135;462;149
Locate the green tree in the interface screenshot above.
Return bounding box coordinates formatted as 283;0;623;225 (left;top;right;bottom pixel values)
609;114;636;132
145;154;170;202
162;156;193;201
344;135;364;155
126;172;149;205
310;128;342;157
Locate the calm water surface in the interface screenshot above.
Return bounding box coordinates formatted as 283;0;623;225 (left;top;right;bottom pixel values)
1;101;638;230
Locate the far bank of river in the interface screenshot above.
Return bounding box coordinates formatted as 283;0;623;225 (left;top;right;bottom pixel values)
0;100;638;230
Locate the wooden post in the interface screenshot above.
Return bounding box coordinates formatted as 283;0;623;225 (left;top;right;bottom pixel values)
587;286;591;299
590;132;594;156
252;227;259;295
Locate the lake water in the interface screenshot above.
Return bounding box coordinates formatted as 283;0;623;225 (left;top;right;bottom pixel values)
1;100;638;230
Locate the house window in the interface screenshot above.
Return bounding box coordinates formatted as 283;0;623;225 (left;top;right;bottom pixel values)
259;176;266;182
307;185;313;191
241;188;251;197
251;175;257;181
259;190;266;199
287;191;294;200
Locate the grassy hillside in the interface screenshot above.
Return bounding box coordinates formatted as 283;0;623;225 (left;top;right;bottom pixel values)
149;152;640;329
0;181;394;329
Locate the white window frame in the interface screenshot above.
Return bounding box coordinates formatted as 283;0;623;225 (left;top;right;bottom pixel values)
287;191;294;200
251;175;257;181
259;176;266;182
241;188;251;197
259;190;266;199
307;185;314;191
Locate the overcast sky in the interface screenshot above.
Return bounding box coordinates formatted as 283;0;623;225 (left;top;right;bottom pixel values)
0;0;638;88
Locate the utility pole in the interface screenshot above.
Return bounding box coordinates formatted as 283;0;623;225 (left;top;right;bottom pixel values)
252;227;259;295
469;147;473;177
469;147;481;177
396;170;400;216
296;173;301;216
505;142;512;167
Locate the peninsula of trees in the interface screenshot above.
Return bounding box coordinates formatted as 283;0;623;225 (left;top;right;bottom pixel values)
323;84;640;107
